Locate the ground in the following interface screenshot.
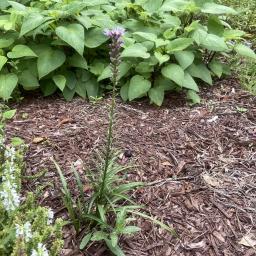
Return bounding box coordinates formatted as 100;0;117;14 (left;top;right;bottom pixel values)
6;79;256;256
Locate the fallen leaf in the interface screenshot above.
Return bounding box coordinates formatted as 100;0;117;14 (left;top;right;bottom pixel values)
32;137;46;144
239;233;256;247
213;231;226;243
162;161;172;166
202;174;221;187
184;240;206;249
57;117;72;127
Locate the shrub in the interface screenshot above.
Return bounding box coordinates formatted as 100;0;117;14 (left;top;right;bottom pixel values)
0;0;255;105
0;106;64;256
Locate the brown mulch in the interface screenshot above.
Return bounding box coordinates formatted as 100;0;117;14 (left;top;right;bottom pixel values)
6;79;256;256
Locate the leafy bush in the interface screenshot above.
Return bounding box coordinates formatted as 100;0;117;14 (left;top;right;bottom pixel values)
0;107;64;256
0;0;255;105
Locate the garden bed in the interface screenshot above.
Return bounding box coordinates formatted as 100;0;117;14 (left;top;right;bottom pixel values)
6;79;256;256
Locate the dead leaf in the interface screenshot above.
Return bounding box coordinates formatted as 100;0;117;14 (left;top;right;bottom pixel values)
239;233;256;247
162;161;172;166
32;137;46;144
213;231;226;243
202;174;221;187
57;118;72;127
184;240;206;250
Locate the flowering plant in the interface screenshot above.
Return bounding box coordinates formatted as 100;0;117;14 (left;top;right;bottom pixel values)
0;107;64;256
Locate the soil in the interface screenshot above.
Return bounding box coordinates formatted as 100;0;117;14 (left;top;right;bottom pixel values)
6;79;256;256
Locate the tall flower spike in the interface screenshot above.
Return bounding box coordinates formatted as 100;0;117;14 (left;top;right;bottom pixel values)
104;27;125;84
98;27;125;202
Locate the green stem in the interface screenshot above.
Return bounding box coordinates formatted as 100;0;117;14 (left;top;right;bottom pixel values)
98;65;118;203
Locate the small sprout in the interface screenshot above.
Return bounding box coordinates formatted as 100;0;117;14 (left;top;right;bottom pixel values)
236;106;248;113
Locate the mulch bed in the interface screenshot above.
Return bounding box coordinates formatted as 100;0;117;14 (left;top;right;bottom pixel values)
6;79;256;256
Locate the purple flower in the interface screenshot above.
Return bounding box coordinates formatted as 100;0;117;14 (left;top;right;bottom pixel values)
104;27;125;39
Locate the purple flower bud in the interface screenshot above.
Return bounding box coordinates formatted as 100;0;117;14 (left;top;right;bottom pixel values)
104;27;125;39
103;27;125;84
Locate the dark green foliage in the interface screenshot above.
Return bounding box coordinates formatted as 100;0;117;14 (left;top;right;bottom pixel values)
0;0;255;105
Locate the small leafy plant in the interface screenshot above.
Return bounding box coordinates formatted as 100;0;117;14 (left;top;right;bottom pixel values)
0;0;255;105
0;106;64;256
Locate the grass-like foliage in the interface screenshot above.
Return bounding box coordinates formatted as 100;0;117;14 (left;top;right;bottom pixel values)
53;154;144;255
0;105;64;256
0;0;255;105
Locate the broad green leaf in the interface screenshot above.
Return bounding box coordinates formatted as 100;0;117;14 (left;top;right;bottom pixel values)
234;44;256;60
90;61;106;76
207;16;224;36
201;34;228;52
64;71;77;90
174;51;194;69
135;62;154;73
84;28;108;48
37;48;66;79
160;0;188;12
53;75;66;91
85;78;99;98
69;53;88;69
187;64;212;85
161;64;184;86
80;233;92;250
141;41;154;51
209;60;223;78
0;37;14;48
75;81;87;99
122;44;150;59
7;45;37;58
185;21;200;33
2;109;16;120
19;70;40;90
62;86;76;101
0;73;18;100
223;29;245;40
155;38;169;48
201;3;237;15
133;32;157;42
149;87;164;106
0;1;9;10
0;56;7;71
91;14;115;28
98;62;131;81
154;52;170;65
187;90;201;104
142;0;164;13
56;24;84;55
163;28;177;40
154;76;176;91
8;1;26;10
120;82;129;101
40;80;57;96
191;28;208;45
166;38;193;53
76;15;92;29
162;14;181;28
182;73;199;91
20;14;52;37
128;75;151;101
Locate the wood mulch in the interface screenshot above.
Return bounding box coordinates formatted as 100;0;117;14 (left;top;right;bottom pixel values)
6;79;256;256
